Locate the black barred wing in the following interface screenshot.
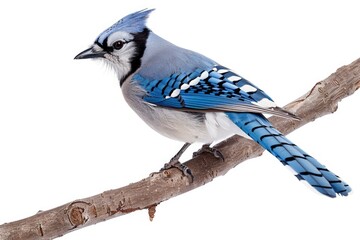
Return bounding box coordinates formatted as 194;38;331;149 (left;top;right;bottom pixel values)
134;65;297;119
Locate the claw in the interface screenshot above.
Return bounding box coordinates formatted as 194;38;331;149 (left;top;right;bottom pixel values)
193;144;225;161
161;159;194;182
151;142;194;181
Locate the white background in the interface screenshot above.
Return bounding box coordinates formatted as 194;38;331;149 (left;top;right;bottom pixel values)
0;0;359;239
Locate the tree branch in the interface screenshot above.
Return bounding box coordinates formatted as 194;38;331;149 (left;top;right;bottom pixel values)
1;58;359;240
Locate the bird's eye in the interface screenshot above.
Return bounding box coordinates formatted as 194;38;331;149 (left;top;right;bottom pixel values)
112;40;124;50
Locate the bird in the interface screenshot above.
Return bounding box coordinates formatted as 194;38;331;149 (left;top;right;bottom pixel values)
75;9;351;198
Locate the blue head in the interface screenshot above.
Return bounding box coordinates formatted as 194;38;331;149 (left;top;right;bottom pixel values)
96;9;154;45
75;9;154;83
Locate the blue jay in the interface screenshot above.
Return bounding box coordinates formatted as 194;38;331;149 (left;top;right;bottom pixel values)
75;9;351;197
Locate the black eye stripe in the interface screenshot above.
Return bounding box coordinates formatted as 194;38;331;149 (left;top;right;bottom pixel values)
95;37;131;52
95;37;112;52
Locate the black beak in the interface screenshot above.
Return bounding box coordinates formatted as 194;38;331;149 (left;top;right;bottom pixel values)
74;46;106;60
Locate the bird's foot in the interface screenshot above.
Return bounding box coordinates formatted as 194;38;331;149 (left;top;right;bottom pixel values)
150;142;194;181
193;144;224;161
161;158;194;182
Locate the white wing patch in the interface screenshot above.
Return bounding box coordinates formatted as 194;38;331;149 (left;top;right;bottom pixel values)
170;89;181;98
217;69;229;74
180;83;190;90
200;71;209;79
240;84;257;93
252;98;277;108
227;76;242;82
163;67;277;112
189;77;200;86
165;70;209;99
146;65;296;119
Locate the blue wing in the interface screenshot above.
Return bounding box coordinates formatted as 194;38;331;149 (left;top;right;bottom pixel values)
134;65;297;119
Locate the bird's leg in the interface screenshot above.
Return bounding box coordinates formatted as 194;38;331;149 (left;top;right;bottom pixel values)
161;142;193;180
193;144;224;161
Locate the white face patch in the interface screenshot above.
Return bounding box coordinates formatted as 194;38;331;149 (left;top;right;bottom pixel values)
107;31;134;46
102;40;137;81
92;44;104;52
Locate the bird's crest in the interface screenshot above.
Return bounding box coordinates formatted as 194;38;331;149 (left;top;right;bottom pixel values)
97;9;154;44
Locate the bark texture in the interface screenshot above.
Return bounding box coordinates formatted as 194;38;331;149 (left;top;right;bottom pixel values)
1;58;359;240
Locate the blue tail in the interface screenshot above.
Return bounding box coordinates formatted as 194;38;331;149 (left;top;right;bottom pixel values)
227;112;351;197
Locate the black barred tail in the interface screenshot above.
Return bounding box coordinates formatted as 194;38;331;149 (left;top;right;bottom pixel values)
227;112;351;197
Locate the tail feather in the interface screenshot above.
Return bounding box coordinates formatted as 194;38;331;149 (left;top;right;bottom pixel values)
226;112;351;197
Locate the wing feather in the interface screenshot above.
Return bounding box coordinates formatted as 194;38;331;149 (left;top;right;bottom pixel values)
134;65;299;120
